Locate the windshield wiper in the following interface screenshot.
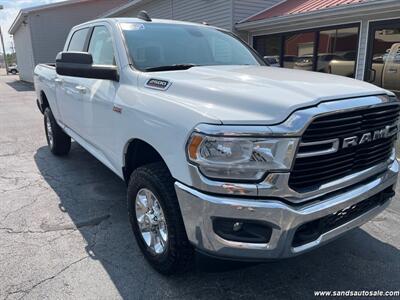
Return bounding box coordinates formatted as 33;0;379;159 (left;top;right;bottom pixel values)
144;64;199;72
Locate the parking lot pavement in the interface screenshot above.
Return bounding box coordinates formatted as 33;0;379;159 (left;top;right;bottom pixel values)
0;75;400;300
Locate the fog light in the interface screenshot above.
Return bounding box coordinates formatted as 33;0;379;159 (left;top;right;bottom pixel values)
232;222;243;232
213;218;272;243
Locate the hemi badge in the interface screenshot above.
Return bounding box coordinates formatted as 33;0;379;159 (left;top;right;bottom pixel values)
113;106;122;114
145;78;171;91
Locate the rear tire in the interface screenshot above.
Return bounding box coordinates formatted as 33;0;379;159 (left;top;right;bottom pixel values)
127;162;194;275
44;108;71;156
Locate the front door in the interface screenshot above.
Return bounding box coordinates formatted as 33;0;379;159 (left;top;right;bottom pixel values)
365;19;400;95
56;27;91;135
81;25;119;166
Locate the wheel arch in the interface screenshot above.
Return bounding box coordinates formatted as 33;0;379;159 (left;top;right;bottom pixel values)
122;138;170;184
39;90;50;113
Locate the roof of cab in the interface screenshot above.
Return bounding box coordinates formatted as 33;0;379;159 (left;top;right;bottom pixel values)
74;17;218;30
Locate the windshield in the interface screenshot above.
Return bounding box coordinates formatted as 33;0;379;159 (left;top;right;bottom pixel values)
120;22;263;71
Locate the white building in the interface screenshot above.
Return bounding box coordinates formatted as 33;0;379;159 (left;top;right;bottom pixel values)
102;0;281;40
8;0;129;82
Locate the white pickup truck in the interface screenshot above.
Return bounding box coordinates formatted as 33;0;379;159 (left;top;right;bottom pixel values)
34;14;400;275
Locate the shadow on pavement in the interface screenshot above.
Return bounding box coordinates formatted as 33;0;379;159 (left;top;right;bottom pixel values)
34;143;400;299
6;80;34;92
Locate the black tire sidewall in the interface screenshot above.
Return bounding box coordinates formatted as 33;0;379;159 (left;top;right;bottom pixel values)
128;171;172;264
44;107;71;156
127;163;193;274
44;108;55;151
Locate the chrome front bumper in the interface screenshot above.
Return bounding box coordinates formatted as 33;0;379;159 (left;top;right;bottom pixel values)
175;160;398;260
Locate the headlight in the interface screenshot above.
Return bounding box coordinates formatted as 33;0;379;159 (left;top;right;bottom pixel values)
187;133;298;181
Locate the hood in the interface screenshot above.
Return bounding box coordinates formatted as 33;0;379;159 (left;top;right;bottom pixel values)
139;65;390;125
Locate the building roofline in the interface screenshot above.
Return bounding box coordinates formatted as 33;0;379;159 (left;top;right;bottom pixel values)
8;0;93;34
236;0;400;31
238;0;287;24
101;0;149;18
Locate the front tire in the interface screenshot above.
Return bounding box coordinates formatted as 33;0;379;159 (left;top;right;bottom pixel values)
44;108;71;156
127;162;194;275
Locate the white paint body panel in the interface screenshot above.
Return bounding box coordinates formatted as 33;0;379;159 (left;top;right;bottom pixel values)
33;18;393;187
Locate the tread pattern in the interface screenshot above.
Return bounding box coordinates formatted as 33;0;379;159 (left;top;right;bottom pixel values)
127;162;194;275
44;108;71;156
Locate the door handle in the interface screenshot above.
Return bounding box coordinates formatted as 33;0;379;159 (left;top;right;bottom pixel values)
75;86;87;94
387;69;398;74
54;78;63;84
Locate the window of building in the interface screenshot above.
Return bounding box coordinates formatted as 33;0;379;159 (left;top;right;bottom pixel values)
68;28;90;52
253;35;282;66
366;21;400;94
88;26;116;66
284;32;315;69
253;25;359;78
318;27;359;77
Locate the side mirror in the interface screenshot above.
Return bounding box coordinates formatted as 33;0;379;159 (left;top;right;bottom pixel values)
55;52;119;81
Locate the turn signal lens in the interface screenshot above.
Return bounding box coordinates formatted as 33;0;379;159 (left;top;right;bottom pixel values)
188;134;204;160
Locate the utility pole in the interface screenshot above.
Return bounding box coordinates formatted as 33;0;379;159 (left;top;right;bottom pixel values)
0;5;9;75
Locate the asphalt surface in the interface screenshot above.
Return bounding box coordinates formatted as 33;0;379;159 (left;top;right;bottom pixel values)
0;74;400;300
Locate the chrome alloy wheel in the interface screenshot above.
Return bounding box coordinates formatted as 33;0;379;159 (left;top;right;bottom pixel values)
135;188;168;255
46;116;54;148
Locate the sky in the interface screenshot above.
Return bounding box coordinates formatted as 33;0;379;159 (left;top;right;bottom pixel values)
0;0;65;53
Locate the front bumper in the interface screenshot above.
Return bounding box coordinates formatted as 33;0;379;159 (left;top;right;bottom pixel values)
175;160;398;260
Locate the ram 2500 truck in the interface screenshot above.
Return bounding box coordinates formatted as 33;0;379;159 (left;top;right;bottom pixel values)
34;14;399;275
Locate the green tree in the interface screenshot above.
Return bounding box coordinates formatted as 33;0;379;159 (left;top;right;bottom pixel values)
6;53;16;66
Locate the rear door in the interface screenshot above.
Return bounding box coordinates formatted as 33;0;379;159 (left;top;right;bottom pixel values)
56;27;91;134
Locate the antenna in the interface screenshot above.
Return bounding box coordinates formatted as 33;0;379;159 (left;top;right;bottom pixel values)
137;11;152;22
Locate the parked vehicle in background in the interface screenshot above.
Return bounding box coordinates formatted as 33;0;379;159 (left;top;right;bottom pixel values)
263;56;280;67
294;54;343;72
382;43;400;94
329;43;400;93
329;54;384;80
8;65;18;75
34;14;399;275
282;55;297;68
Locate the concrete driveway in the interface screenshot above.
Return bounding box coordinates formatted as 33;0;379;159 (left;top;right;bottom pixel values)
0;75;400;300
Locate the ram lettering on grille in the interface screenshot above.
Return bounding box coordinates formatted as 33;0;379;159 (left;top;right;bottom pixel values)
289;104;400;191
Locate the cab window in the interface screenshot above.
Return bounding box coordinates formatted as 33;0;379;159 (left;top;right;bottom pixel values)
88;26;116;65
68;28;90;52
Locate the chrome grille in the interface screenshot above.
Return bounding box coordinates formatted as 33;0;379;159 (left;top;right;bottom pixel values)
289;104;400;191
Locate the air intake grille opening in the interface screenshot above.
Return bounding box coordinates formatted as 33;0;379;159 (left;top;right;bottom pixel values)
292;186;394;248
289;104;400;191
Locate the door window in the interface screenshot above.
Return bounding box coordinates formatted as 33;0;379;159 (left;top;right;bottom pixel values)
68;28;90;51
88;26;116;65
